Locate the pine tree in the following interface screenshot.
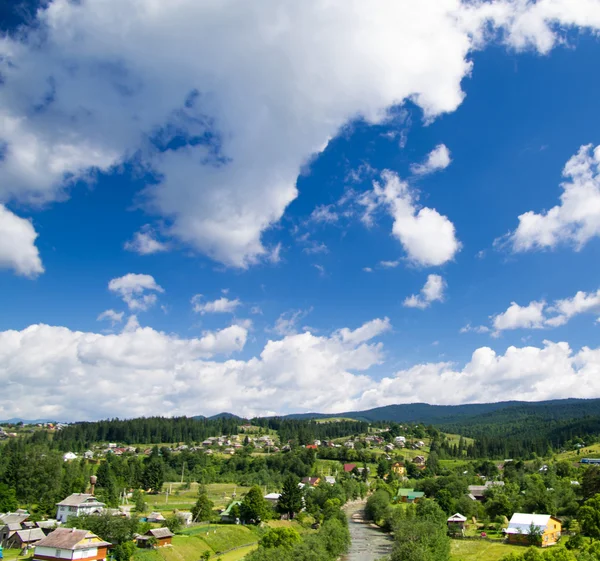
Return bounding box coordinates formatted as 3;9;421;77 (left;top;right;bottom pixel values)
277;475;302;518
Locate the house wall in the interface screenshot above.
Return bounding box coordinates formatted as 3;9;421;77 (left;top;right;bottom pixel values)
34;546;108;561
156;538;172;547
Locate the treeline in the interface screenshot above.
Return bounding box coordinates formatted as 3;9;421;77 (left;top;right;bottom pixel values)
50;416;372;450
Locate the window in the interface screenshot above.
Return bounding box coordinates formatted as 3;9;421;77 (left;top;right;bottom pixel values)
56;550;61;557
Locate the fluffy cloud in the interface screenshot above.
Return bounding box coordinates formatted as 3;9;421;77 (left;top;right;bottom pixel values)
403;274;447;309
270;309;312;337
1;1;598;267
492;300;546;334
0;205;44;277
191;295;241;315
3;319;600;419
410;144;452;175
503;144;600;252
108;274;164;311
484;288;600;334
360;172;460;266
97;309;125;326
124;227;168;255
309;205;339;224
459;323;490;334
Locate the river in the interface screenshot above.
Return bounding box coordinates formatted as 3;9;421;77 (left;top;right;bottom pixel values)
342;501;394;561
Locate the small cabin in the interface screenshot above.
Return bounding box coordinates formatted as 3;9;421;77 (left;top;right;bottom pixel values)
136;528;174;548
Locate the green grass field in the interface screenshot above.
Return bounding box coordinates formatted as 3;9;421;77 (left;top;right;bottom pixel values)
217;544;258;560
450;539;529;561
145;483;251;512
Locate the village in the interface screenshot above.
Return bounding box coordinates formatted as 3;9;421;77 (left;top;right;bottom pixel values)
2;416;600;561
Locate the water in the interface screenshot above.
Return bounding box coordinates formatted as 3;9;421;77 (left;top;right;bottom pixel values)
343;502;394;561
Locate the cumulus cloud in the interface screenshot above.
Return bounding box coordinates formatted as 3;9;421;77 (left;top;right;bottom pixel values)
108;274;164;311
97;310;125;326
502;144;600;252
3;319;600;419
485;288;600;335
403;274;447;309
410;144;452;175
0;205;44;277
271;309;312;336
360;172;460;266
124;227;168;255
1;1;598;267
0;318;381;420
192;295;241;315
460;323;491;334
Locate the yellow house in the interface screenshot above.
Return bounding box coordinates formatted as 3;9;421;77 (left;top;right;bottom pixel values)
505;514;561;547
391;462;405;476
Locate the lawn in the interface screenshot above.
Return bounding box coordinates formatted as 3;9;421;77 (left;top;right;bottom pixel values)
145;483;251;512
159;536;213;561
0;550;31;561
200;525;259;553
217;544;258;560
450;539;536;561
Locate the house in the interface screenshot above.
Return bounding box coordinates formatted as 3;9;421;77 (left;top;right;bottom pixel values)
391;462;405;476
136;528;174;548
447;513;467;530
63;452;78;462
83;451;94;460
324;476;336;485
300;477;320;487
394;436;406;444
55;494;106;523
146;512;166;524
384;444;394;452
413;456;426;465
36;521;60;535
504;513;561;547
395;489;425;503
264;493;281;506
220;501;242;523
0;512;31;541
343;463;357;473
344;441;355;449
33;528;111;561
305;444;318;450
176;512;193;526
7;528;46;549
467;481;505;501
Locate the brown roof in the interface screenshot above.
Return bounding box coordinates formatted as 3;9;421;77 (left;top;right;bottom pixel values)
15;528;46;543
0;514;29;525
35;528;111;550
146;528;174;539
56;494;105;507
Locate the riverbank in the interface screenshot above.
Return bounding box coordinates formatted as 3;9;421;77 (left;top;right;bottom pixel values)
342;501;393;561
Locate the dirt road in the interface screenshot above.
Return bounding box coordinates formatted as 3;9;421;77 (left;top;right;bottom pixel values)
342;501;394;561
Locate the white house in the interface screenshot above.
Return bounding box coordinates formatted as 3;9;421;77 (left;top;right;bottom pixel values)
264;493;281;506
33;528;111;561
55;494;106;523
63;453;78;462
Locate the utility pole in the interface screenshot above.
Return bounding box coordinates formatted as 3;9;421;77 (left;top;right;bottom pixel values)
181;463;185;484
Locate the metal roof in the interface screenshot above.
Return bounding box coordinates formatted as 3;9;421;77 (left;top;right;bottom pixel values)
56;494;106;507
35;528;111;550
504;513;554;535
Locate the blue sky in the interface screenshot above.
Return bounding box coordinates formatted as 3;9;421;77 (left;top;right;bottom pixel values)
2;1;600;421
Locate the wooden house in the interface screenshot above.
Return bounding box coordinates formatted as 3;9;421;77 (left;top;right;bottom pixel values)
136;528;174;548
504;514;561;547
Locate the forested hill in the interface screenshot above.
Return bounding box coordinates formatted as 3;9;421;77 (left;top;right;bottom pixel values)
287;398;600;425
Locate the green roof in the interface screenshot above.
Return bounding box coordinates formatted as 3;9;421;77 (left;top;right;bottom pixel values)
221;501;242;516
397;488;415;496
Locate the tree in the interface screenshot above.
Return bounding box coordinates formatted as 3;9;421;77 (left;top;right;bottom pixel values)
526;522;543;547
277;475;303;518
132;490;147;514
201;552;211;561
191;487;214;522
67;513;138;545
112;542;136;561
240;486;270;523
579;493;600;539
365;489;390;524
0;483;18;512
142;457;165;493
259;527;301;549
165;514;183;533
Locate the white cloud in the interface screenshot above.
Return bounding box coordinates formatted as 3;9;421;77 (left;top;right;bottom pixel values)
97;310;125;326
270;309;312;337
0;205;44;278
310;205;339;224
124;227;168;255
492;300;546;335
410;144;452;175
403;274;447;309
380;260;400;268
360;172;461;267
108;273;164;311
4;320;600;419
503;144;600;252
0;318;382;420
459;323;490;334
546;289;600;327
250;306;263;315
303;241;329;255
363;267;373;273
191;295;241;315
1;1;598;267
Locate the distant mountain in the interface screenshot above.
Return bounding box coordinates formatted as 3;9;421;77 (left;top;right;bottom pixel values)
278;398;600;426
207;412;243;421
